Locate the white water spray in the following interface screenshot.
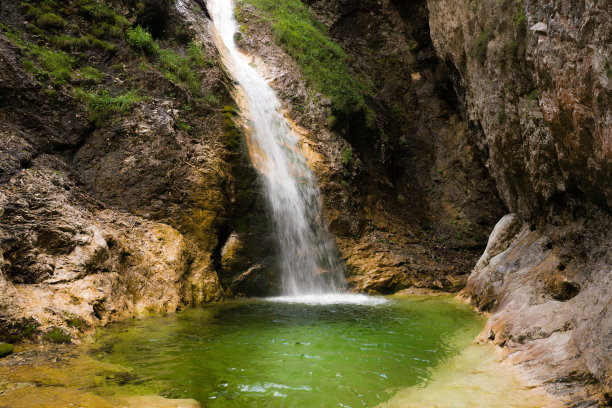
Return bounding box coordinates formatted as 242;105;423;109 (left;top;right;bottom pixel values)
206;0;345;295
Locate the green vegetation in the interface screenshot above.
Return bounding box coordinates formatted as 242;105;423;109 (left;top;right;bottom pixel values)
5;0;218;139
21;323;38;339
36;12;65;30
325;114;336;128
397;194;405;202
222;105;242;150
339;146;354;166
65;313;87;330
76;89;141;124
20;45;76;85
37;48;73;84
528;88;538;100
44;327;71;344
0;343;14;358
236;0;371;115
126;25;209;95
78;66;103;84
514;9;526;28
471;29;493;63
159;44;208;94
605;61;611;78
127;25;157;55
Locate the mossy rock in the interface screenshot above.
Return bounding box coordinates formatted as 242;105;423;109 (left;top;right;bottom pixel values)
0;343;14;358
44;327;71;344
64;313;88;331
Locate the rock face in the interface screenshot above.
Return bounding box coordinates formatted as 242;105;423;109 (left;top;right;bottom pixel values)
0;0;276;343
1;0;610;405
424;0;611;404
235;0;506;295
236;0;611;404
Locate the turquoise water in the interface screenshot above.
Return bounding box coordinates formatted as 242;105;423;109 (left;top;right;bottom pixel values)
91;295;484;407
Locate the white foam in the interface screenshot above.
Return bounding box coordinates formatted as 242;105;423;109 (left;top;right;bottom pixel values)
265;294;389;306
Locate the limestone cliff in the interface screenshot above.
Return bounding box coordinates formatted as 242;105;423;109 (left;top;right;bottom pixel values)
0;0;609;405
234;0;611;404
0;0;276;344
426;0;611;404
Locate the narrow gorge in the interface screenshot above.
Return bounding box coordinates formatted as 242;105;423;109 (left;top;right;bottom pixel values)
0;0;609;407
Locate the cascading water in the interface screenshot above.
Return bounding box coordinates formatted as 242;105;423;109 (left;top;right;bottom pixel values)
206;0;345;295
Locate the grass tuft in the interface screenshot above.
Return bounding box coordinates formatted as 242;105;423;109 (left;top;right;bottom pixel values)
77;88;141;124
36;12;65;30
339;146;354;166
126;25;157;55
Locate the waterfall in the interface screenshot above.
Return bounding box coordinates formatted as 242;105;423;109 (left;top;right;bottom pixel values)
206;0;346;295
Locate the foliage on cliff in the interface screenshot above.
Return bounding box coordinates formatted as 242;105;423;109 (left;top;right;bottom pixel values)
2;0;218;129
235;0;373;118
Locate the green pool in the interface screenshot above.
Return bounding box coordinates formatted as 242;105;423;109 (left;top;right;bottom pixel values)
90;294;485;407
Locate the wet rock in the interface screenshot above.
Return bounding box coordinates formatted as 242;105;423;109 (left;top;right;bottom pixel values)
463;210;611;404
231;264;279;297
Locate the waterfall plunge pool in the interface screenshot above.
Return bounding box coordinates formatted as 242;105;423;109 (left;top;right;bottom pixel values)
69;295;542;407
0;295;552;407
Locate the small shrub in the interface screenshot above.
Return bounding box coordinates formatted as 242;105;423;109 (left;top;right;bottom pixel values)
397;194;405;202
127;25;157;55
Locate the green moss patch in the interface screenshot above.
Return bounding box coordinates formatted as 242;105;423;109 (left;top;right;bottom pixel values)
0;343;15;358
44;327;72;344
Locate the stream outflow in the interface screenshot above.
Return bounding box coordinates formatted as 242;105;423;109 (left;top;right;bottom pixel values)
207;0;345;295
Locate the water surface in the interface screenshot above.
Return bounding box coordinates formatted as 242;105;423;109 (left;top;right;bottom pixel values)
91;295;484;407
